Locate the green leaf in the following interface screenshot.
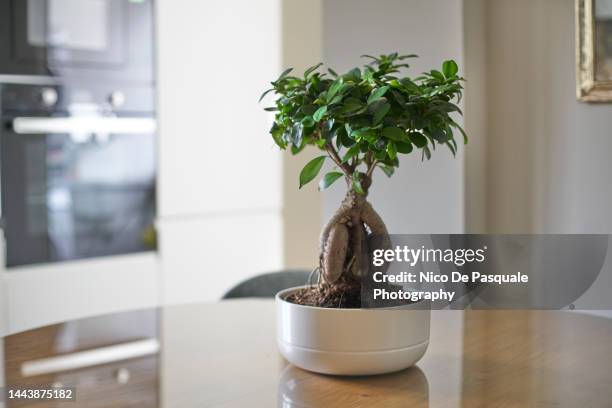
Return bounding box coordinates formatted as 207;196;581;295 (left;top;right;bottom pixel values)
321;119;335;140
382;127;407;142
422;145;432;160
346;67;361;81
270;122;285;148
291;143;305;155
341;97;364;114
386;142;397;160
342;145;360;163
345;123;353;137
361;54;378;61
301;104;318;115
291;122;304;146
373;102;390;125
363;67;375;84
313;106;328;122
258;88;274;102
299;156;326;189
396;141;413;154
445;140;457;157
337;127;355;148
278;67;293;80
328;68;338;77
442;60;458;78
379;165;395;177
327;79;344;102
451;120;468;144
430;70;445;81
356;129;377;144
329;94;343;105
409;132;428;148
374;149;387;161
390;90;406;105
318;171;344;191
304;62;323;78
301;116;315;127
352;172;365;194
367;86;389;104
430;128;448;143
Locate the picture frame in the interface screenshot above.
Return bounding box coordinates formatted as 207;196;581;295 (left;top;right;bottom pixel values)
576;0;612;102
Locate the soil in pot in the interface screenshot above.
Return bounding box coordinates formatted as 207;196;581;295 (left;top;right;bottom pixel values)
286;276;361;308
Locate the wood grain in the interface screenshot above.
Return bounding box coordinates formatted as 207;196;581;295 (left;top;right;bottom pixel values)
3;301;612;407
3;310;158;408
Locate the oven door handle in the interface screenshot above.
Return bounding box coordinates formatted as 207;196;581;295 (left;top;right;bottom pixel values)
11;117;157;135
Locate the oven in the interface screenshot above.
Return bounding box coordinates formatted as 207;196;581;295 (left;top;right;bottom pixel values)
0;0;154;84
0;83;156;267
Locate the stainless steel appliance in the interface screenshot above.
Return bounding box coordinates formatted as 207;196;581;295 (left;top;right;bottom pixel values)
0;0;156;268
1;84;156;267
0;0;154;84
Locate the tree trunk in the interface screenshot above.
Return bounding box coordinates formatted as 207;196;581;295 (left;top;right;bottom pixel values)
319;186;391;289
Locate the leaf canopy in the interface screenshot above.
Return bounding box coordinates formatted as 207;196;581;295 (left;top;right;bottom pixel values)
261;53;467;190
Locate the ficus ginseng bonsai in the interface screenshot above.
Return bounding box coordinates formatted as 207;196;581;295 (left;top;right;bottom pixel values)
261;53;467;308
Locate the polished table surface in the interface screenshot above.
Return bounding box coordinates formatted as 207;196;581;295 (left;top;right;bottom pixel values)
3;300;612;407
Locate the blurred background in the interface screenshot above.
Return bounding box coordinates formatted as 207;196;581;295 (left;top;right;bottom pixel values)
0;1;611;406
0;0;610;336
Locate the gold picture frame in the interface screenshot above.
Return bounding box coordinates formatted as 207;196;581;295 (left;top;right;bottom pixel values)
577;0;612;102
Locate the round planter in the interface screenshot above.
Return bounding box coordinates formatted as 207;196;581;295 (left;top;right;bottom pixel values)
276;286;430;376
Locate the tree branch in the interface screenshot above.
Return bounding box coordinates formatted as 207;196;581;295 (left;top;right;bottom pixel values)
366;160;378;178
325;143;352;176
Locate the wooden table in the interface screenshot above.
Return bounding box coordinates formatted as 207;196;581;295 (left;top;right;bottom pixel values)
3;300;612;407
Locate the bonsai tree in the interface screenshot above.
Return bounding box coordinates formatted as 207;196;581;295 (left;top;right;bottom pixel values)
260;53;466;307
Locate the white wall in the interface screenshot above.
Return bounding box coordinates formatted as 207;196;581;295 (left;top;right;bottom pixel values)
281;0;324;270
156;0;284;303
463;0;487;233
475;0;612;234
468;0;612;317
321;0;465;234
156;0;282;218
530;0;612;234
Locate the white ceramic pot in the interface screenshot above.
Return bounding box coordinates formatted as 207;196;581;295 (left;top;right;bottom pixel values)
276;286;430;376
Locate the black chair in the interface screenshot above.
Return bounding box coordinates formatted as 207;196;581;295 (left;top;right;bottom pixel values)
222;270;312;299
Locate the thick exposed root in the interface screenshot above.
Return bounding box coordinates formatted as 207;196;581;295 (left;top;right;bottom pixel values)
319;207;350;253
304;193;391;307
322;223;349;283
361;201;392;274
359;224;370;276
349;223;363;278
361;201;389;236
319;199;390;284
349;223;370;278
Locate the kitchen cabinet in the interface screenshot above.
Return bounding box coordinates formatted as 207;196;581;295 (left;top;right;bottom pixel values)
156;0;282;217
2;254;159;336
155;0;284;303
